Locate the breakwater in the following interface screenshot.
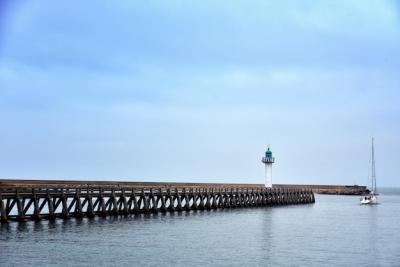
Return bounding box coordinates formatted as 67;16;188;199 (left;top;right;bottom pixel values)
274;184;369;195
0;179;314;222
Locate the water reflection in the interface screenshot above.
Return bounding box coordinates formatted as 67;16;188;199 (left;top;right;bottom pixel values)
1;195;399;266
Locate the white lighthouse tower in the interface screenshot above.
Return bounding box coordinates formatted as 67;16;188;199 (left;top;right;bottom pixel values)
261;146;275;188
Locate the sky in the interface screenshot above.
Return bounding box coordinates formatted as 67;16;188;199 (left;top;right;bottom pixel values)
0;1;399;186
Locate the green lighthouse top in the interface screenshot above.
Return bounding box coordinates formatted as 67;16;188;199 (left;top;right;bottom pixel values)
265;146;273;158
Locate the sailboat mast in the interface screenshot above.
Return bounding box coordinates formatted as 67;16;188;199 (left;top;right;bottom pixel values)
371;137;376;193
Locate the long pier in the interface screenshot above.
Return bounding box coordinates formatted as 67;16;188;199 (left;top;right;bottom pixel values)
0;179;314;222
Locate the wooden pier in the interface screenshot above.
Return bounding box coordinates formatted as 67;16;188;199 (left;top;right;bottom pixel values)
0;179;315;222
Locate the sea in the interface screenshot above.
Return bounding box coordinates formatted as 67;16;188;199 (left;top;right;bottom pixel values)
1;188;399;267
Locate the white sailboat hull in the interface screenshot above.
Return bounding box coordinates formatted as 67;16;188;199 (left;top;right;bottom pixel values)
360;194;378;205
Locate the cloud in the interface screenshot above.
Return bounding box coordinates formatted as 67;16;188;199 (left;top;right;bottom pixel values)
2;0;400;69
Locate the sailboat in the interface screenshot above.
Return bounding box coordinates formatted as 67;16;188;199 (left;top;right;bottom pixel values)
360;137;378;205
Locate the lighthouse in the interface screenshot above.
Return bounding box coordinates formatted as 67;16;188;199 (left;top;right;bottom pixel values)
261;146;275;188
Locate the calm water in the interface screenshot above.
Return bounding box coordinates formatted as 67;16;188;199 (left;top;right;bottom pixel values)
1;189;399;267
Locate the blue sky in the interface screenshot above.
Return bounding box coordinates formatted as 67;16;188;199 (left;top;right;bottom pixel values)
0;1;399;186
